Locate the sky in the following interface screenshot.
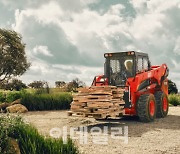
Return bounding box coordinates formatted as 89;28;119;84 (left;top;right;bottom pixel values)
0;0;180;89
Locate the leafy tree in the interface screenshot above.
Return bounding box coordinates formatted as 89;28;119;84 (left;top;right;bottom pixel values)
67;78;85;92
28;81;50;94
168;79;178;94
28;81;46;89
55;81;66;88
0;78;27;91
0;29;30;81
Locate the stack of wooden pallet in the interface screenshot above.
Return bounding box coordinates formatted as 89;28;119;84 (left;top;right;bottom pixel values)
68;86;125;119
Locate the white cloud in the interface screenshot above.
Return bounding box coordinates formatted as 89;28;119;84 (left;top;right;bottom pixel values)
130;0;147;9
13;1;63;31
33;45;53;57
173;37;180;55
20;59;103;86
107;4;125;15
147;0;179;13
3;0;179;89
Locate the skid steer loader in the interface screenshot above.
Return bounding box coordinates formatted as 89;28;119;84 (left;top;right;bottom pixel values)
68;51;169;122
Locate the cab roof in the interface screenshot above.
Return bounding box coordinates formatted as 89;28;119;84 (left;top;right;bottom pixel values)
104;51;148;58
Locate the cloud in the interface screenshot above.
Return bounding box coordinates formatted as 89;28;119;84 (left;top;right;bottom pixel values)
33;45;53;57
174;37;180;55
13;8;100;67
1;0;180;89
20;59;103;86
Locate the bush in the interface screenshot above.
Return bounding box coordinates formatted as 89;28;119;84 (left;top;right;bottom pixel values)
168;79;178;94
34;87;50;95
0;115;78;154
21;93;72;111
168;94;180;106
6;91;22;103
0;92;6;103
0;79;27;91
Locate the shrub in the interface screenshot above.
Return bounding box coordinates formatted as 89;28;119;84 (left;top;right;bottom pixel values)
6;91;22;103
0;79;27;91
34;87;49;95
0;92;6;103
168;79;178;94
21;93;72;111
0;115;78;154
168;94;180;106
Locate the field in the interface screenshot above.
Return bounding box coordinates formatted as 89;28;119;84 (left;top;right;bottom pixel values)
1;89;180;153
22;106;180;154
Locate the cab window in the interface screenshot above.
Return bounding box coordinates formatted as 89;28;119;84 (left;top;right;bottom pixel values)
137;56;149;73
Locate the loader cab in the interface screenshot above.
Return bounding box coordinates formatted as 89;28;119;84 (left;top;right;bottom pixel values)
104;51;150;86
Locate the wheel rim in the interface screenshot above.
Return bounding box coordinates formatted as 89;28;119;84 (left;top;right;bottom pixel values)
149;100;155;116
163;97;168;112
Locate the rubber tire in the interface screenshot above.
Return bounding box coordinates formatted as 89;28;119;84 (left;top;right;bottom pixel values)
137;94;157;122
154;91;169;118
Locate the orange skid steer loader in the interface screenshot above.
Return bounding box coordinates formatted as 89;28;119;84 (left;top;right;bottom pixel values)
68;51;169;122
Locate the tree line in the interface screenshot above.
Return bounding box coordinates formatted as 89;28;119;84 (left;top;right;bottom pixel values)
0;78;85;92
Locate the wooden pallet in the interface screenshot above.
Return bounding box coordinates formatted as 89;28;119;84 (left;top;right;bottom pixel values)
69;86;125;119
68;109;124;119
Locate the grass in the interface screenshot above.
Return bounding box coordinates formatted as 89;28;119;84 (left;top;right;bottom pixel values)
0;115;78;154
0;91;23;103
20;92;72;111
1;88;180;109
0;89;73;111
168;94;180;106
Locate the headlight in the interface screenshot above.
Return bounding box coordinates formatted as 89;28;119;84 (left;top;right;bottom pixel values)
100;78;105;82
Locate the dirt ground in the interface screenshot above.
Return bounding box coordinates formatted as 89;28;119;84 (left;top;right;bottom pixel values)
22;107;180;154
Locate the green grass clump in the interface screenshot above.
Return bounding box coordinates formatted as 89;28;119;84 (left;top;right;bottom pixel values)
0;92;6;103
168;94;180;106
0;89;72;111
0;91;24;103
0;115;78;154
6;91;22;103
21;92;72;111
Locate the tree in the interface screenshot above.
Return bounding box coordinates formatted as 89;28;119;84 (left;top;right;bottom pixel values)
0;29;30;81
0;78;27;91
28;81;46;89
67;78;85;92
168;79;178;94
55;81;66;88
28;81;50;94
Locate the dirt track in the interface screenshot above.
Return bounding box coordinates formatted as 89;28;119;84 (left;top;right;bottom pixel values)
22;107;180;154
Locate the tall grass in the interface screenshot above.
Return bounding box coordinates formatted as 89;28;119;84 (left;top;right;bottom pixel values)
0;115;78;154
0;91;23;103
168;94;180;106
0;89;73;111
21;92;72;111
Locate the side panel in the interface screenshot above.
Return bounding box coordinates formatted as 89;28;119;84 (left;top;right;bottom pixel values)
124;64;168;116
161;78;168;95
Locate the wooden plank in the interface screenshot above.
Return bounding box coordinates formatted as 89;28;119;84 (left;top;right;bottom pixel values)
87;95;112;99
112;94;124;98
71;108;89;112
89;91;112;95
87;102;113;106
71;105;83;110
72;102;87;106
85;99;111;102
85;105;112;109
